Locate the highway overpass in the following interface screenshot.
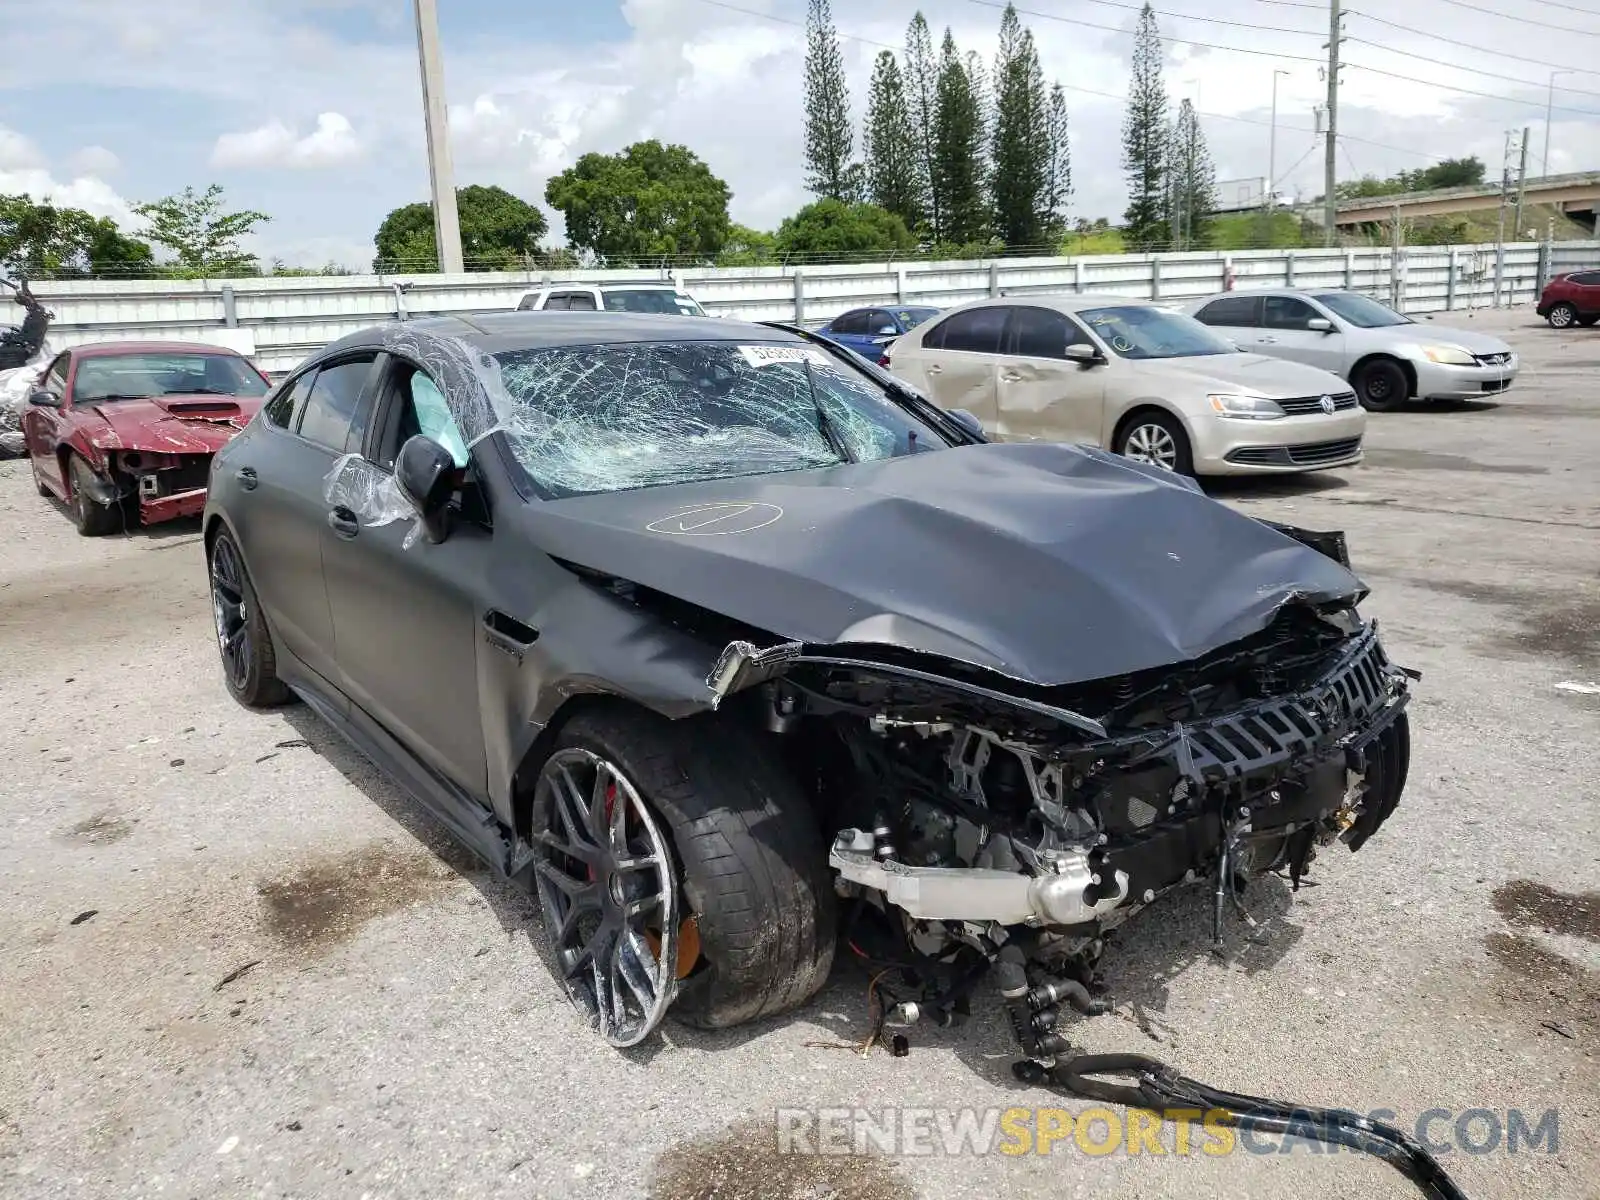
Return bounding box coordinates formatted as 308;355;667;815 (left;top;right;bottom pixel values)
1332;171;1600;231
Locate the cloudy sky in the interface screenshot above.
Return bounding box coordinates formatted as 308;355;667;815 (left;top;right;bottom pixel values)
2;0;1596;267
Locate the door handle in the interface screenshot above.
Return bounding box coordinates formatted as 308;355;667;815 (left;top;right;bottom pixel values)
1000;370;1023;382
326;506;359;539
926;364;943;375
1257;336;1278;344
235;466;258;490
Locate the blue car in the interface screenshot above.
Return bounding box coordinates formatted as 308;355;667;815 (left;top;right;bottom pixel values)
815;305;942;363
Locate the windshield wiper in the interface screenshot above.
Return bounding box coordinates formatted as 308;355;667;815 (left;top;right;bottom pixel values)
176;387;241;396
802;360;855;464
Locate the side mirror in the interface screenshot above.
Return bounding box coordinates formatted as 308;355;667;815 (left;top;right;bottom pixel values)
1063;342;1103;364
394;435;456;545
947;408;986;440
1307;317;1333;333
28;389;60;407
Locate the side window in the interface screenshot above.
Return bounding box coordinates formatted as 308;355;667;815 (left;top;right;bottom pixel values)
927;307;1008;355
1262;296;1319;331
831;310;867;334
1195;296;1260;327
866;310;900;335
543;294;569;311
389;366;469;469
517;294;541;311
296;356;376;452
1008;307;1081;360
43;354;69;397
1571;272;1600;286
264;370;315;429
566;292;598;311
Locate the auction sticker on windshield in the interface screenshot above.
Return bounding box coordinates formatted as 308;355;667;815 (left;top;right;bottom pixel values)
738;345;831;368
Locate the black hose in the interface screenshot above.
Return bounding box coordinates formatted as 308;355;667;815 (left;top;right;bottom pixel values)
1045;1053;1469;1200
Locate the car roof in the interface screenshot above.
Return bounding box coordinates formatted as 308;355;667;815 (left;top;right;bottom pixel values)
1184;288;1351;304
534;281;685;292
70;340;246;357
321;311;799;358
943;293;1157;316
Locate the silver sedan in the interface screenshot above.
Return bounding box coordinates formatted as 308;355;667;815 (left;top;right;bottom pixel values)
1181;289;1518;411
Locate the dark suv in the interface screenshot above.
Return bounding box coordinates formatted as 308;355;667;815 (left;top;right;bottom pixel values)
1536;271;1600;328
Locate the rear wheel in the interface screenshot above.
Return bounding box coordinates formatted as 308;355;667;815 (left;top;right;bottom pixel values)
1116;411;1194;476
209;529;292;708
529;708;835;1047
1547;302;1579;329
1353;358;1408;412
68;455;121;537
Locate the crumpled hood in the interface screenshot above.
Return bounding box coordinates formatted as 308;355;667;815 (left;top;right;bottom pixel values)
1144;352;1351;398
522;442;1366;686
80;394;261;453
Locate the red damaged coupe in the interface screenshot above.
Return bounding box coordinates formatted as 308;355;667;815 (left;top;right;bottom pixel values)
22;341;271;535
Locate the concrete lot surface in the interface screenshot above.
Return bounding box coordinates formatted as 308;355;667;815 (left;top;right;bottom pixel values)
1;307;1596;1199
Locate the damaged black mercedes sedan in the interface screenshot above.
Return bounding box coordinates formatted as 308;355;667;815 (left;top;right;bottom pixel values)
203;311;1413;1051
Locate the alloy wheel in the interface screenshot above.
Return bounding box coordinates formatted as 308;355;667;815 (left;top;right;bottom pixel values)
209;537;254;693
530;748;680;1047
1123;422;1179;471
1550;304;1577;329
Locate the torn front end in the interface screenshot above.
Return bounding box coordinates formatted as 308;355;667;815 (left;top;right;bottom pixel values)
94;448;217;524
712;596;1414;1055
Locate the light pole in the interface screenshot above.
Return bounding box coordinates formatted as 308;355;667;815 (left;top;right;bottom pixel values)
1267;69;1289;215
413;0;464;273
1544;70;1571;180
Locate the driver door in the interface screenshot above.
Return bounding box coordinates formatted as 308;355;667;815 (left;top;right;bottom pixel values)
994;306;1105;444
1255;296;1346;373
320;356;492;798
23;352;71;493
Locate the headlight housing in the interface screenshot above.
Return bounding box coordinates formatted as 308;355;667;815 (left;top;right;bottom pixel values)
1208;393;1286;420
1421;344;1475;366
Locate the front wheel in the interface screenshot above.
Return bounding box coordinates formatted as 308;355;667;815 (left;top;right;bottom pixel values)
68;455;122;536
1353;359;1409;412
528;708;835;1048
209;529;293;707
1547;302;1579;329
1116;411;1194;476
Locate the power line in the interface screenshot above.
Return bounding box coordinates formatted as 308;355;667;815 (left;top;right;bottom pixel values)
1409;0;1600;36
1346;10;1600;78
1013;0;1324;39
1345;37;1600;98
1344;59;1600;117
1530;0;1600;15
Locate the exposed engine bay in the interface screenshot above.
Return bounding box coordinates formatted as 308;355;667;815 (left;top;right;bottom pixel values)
715;578;1413;1051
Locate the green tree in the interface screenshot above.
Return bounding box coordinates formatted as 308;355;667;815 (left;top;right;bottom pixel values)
134;184;269;275
775;199;917;260
803;0;856;201
864;51;926;234
904;13;941;240
716;223;780;266
933;30;988;247
0;195;156;278
546;140;731;265
1166;100;1216;250
1121;3;1169;251
373;184;548;272
990;5;1050;249
1044;84;1072;242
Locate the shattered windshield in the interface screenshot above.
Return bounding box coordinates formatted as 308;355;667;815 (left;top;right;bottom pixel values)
492;340;950;499
1079;305;1237;359
602;289;706;316
73;353;268;402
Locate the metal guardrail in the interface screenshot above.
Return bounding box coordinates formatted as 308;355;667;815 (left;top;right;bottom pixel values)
30;241;1578;375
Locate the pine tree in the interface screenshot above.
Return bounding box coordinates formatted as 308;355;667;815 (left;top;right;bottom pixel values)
803;0;856;201
1166;99;1217;250
864;51;927;234
1121;2;1169;251
1044;83;1072;242
932;30;988;247
964;49;992;199
904;13;941;240
990;6;1051;249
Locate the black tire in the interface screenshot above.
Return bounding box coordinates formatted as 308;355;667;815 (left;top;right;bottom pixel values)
68;455;122;536
542;707;836;1034
1547;302;1579;329
1352;358;1409;412
1578;314;1598;328
30;453;51;497
208;528;292;708
1115;409;1195;476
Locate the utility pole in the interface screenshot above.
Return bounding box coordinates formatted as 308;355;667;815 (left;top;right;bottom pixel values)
1544;70;1570;180
1514;125;1530;238
1265;68;1288;240
1322;0;1343;247
413;0;464;274
1494;130;1513;308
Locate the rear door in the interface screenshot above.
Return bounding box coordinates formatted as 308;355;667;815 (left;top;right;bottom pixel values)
1571;271;1600;315
896;306;1007;425
995;306;1106;444
225;353;380;700
1256;295;1347;374
824;309;871;355
1191;294;1261;348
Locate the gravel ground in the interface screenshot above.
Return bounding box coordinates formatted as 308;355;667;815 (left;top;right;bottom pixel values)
1;307;1597;1200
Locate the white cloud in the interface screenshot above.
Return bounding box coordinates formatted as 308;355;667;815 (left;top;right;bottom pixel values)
68;145;121;175
211;112;364;170
0;166;142;227
0;128;44;171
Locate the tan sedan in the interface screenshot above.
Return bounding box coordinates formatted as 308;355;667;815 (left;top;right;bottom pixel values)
883;295;1367;475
